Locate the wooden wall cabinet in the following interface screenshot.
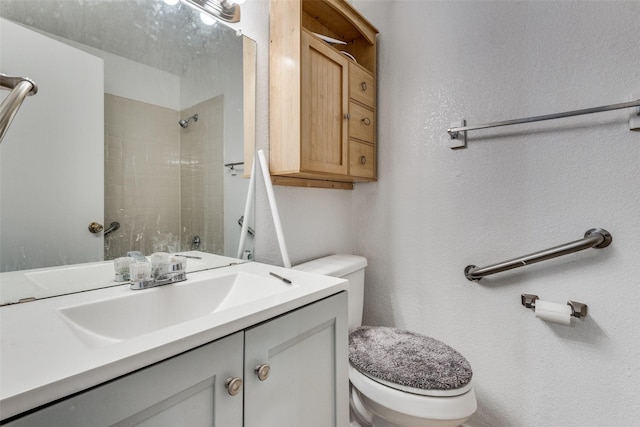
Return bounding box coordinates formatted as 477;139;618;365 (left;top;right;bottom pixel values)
269;0;378;189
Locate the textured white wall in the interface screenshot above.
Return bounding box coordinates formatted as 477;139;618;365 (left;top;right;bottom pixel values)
240;1;639;425
351;1;640;426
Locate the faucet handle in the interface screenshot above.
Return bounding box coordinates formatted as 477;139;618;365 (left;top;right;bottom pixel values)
151;252;170;278
168;256;187;272
130;262;154;290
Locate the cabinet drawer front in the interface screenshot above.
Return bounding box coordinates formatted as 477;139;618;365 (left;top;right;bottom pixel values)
348;102;375;143
349;141;375;179
349;64;375;107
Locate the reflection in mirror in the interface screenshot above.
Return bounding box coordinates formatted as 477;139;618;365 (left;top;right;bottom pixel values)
0;0;256;305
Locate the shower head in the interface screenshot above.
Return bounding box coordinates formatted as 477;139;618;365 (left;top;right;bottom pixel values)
179;113;198;128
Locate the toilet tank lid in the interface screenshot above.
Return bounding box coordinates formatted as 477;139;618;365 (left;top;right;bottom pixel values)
294;254;367;277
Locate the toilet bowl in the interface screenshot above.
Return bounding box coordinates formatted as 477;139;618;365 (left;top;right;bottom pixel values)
350;366;476;427
295;255;477;427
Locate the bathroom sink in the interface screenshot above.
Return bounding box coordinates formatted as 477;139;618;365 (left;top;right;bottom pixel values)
57;272;293;345
26;263;115;290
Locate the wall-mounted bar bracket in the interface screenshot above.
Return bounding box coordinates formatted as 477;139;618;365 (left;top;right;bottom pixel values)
630;94;640;131
521;293;538;309
448;119;467;149
567;300;588;318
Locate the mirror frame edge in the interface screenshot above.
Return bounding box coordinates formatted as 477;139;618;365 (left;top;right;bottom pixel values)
243;35;256;178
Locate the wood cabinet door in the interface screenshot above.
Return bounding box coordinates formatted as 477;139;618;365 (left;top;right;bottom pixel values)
300;31;349;176
5;333;244;427
244;292;349;427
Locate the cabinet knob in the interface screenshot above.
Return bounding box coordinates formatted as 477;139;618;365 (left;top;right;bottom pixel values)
255;364;271;381
225;377;243;396
344;113;351;120
361;117;371;126
360;81;367;91
359;156;367;165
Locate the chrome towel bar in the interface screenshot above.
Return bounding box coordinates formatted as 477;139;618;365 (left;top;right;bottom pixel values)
448;98;640;148
224;161;244;170
465;228;612;281
0;73;38;144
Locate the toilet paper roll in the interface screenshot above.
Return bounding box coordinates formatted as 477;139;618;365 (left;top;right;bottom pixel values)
535;300;573;325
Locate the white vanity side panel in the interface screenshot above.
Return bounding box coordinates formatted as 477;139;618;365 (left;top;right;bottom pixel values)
0;18;104;272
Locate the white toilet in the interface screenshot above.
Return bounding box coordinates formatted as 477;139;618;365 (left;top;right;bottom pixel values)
295;255;477;427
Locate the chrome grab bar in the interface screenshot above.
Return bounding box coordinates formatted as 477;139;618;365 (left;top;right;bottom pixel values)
0;73;38;144
465;228;612;281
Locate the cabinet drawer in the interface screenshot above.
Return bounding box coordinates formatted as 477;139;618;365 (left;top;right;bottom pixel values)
348;102;375;143
349;141;375;179
349;64;375;107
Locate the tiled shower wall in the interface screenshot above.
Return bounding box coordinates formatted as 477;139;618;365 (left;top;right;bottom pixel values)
104;94;224;259
180;96;224;255
104;94;181;259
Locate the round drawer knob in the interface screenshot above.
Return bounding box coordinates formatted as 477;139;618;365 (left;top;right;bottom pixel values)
359;156;367;165
225;377;243;396
361;117;371;126
255;364;271;381
360;81;367;91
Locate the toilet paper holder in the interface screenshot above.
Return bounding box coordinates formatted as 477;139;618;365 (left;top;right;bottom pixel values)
521;294;588;319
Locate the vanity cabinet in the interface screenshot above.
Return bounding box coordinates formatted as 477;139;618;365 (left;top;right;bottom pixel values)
4;292;347;427
244;292;349;426
269;0;378;189
4;333;245;427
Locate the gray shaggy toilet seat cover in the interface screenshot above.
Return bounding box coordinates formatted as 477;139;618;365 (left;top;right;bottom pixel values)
349;326;472;391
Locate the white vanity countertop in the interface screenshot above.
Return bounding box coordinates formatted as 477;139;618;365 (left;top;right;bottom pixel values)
0;262;347;420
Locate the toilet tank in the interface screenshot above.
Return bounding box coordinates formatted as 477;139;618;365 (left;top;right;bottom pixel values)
294;255;367;331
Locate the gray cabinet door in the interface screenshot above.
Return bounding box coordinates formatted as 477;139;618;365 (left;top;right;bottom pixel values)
244;292;349;427
6;332;244;427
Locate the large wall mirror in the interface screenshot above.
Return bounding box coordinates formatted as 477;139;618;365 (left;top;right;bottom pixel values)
0;0;256;305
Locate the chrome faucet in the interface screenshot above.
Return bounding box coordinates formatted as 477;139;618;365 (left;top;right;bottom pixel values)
128;252;187;290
